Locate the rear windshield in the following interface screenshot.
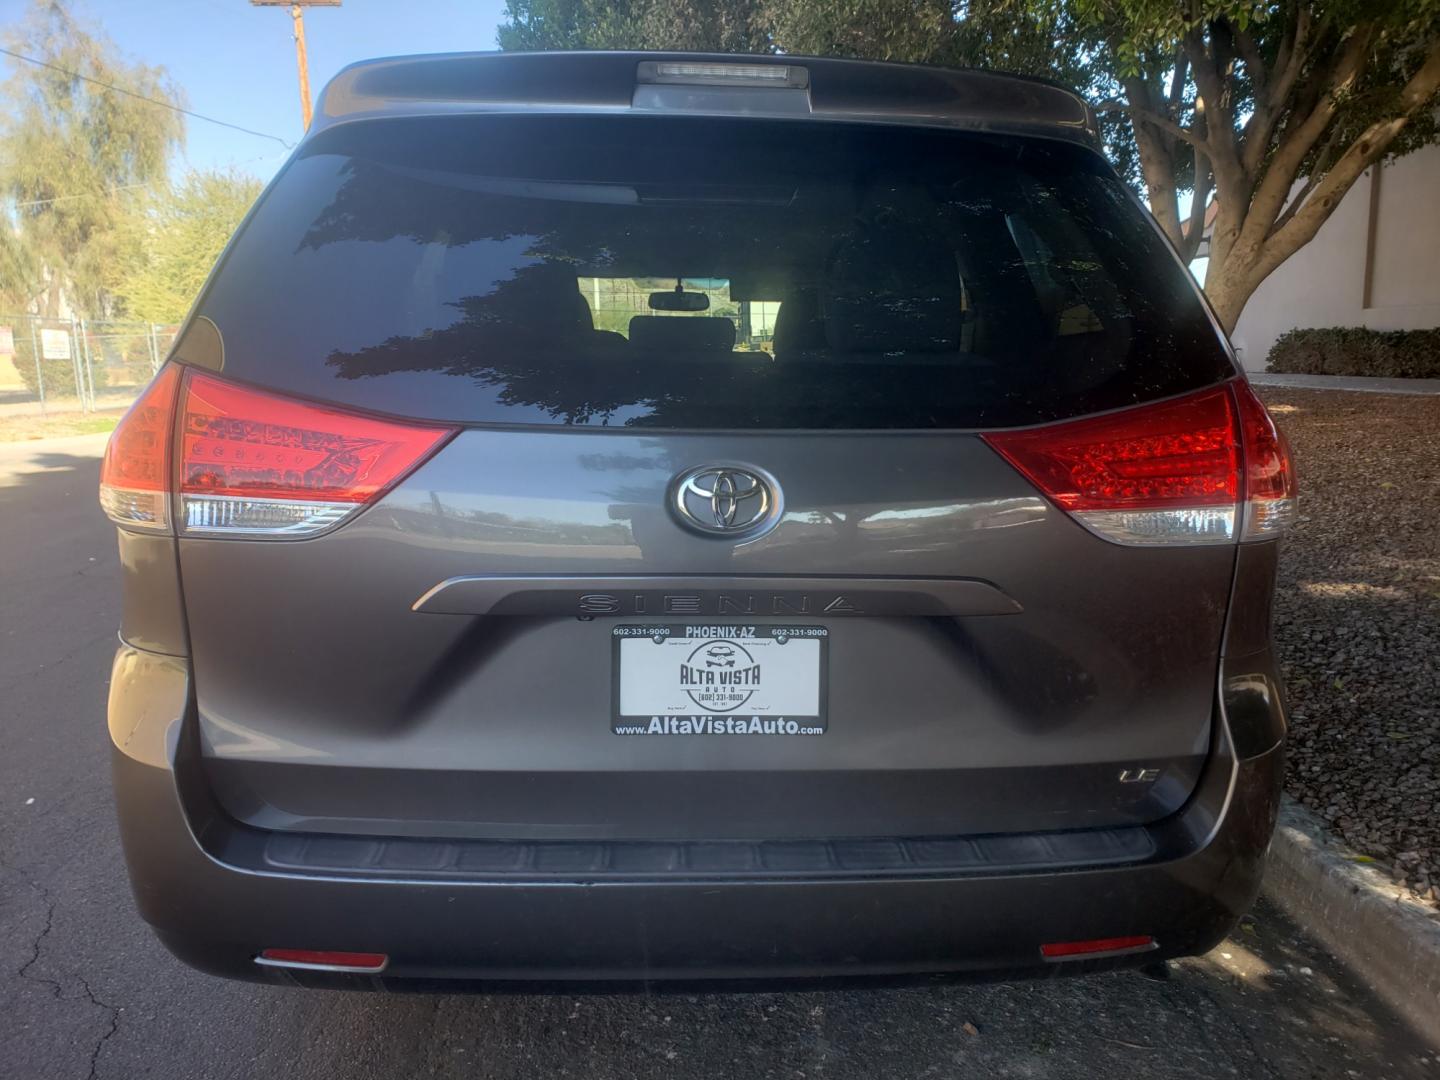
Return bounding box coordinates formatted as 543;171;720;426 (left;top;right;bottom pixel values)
193;115;1233;429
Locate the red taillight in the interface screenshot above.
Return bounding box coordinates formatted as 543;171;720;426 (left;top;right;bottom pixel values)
99;366;457;538
99;364;182;532
1040;935;1155;960
1232;379;1297;540
177;372;455;536
982;381;1296;546
256;948;388;973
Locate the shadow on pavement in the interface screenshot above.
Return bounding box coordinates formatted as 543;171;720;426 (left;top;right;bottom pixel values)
226;900;1429;1080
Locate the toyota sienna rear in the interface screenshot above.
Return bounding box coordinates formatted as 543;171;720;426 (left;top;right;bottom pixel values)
102;51;1293;987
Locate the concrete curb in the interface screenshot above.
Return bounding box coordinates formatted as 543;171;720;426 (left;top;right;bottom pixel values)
1262;796;1440;1046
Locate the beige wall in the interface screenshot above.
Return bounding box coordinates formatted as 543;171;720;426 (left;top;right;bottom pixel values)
1230;141;1440;371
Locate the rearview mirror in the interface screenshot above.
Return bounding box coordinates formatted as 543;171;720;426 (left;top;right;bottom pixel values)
649;288;709;312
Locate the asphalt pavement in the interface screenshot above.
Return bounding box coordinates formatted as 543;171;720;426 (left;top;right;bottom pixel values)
1;433;1435;1080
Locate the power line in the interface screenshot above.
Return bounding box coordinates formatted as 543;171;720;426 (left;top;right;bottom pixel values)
0;45;295;149
13;149;286;209
15;181;153;209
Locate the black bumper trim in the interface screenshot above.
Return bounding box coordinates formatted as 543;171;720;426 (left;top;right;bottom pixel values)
259;824;1155;883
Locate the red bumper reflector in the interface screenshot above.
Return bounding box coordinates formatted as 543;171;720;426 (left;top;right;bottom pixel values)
1040;935;1155;960
256;948;388;972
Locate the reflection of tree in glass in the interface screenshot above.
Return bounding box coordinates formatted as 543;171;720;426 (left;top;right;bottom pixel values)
321;289;960;429
303;157;1036;428
323;282;766;427
306;159;797;425
296;159;608;253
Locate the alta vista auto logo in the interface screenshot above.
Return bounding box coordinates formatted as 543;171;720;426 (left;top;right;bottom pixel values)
679;640;762;712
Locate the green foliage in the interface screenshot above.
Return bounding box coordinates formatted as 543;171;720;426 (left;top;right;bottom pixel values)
497;0;1136;176
496;0;1440;328
1076;0;1440;169
12;337;82;399
498;0;767;52
493;0;1132;182
0;1;185;318
760;0;959;63
111;169;262;324
1267;326;1440;378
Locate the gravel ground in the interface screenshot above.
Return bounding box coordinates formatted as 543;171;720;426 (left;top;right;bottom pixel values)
1257;387;1440;908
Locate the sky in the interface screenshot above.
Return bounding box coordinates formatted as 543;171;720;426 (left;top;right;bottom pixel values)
0;0;510;181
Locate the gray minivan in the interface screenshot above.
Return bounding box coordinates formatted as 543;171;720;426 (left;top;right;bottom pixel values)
101;51;1294;987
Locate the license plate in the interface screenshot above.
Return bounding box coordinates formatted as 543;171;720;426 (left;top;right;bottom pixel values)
612;624;828;736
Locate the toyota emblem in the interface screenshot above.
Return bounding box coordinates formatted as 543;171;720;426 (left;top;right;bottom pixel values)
671;465;780;537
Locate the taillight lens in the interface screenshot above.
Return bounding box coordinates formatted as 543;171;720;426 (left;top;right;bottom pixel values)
99;364;182;532
178;372;454;536
99;366;456;538
982;381;1295;547
1232;379;1297;540
983;386;1241;545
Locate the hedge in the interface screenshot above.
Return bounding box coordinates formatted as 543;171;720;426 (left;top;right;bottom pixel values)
1265;326;1440;379
13;352;87;399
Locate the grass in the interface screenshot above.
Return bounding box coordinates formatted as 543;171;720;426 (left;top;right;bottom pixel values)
0;408;122;443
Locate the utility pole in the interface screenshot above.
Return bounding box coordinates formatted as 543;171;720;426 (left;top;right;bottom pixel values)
252;1;342;132
291;5;312;130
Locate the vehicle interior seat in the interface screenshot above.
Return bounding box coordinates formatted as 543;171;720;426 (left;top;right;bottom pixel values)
771;289;827;360
627;315;737;354
819;221;965;363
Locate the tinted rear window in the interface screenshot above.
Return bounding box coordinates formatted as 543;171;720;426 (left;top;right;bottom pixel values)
194;115;1233;429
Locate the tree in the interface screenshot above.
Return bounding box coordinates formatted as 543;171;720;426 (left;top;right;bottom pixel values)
497;0;1440;332
1073;1;1440;329
0;1;184;318
497;0;768;52
111;170;262;324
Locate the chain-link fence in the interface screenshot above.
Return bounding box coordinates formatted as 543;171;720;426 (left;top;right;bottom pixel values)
0;315;179;417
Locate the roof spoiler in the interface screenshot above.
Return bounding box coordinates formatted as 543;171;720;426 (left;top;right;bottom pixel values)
310;51;1099;150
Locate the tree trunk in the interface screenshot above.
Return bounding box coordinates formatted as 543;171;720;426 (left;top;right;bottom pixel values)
42;277;62;320
1123;21;1440;339
1204;36;1440;336
1135;125;1184;248
1201;260;1254;334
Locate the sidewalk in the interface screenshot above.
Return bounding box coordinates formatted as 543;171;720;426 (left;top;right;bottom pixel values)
0;387;140;417
0;431;111;482
1249;372;1440;395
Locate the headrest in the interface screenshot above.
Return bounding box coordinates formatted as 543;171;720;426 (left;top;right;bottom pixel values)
772;290;826;357
822;225;962;354
565;284;595;332
628;316;736;353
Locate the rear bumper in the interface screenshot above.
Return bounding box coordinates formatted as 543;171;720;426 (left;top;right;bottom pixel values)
110;644;1284;988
